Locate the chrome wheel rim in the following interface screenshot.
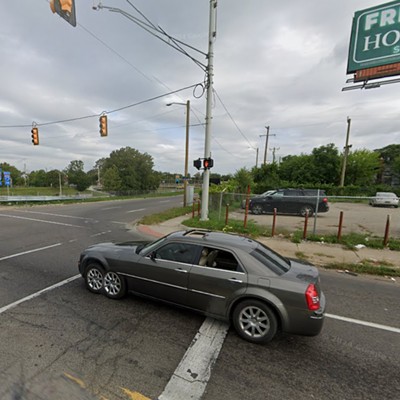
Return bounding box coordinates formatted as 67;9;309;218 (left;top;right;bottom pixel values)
104;272;122;296
238;306;270;339
87;268;103;291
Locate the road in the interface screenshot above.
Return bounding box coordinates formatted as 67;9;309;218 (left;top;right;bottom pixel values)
0;197;399;400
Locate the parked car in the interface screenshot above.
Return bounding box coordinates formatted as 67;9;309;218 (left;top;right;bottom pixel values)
78;229;325;344
369;192;399;208
248;188;329;217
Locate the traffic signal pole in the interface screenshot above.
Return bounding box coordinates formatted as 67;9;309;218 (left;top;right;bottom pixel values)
201;0;217;221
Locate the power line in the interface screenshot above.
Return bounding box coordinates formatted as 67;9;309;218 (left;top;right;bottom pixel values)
0;83;202;129
214;89;255;149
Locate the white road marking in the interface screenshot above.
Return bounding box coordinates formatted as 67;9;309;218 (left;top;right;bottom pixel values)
15;210;97;221
326;313;400;334
0;275;80;315
90;230;112;237
0;213;84;228
127;208;146;213
0;243;62;261
101;206;122;210
159;200;172;203
158;318;229;400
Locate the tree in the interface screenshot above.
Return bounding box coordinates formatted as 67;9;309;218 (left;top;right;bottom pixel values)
345;149;380;186
312;144;341;184
102;165;122;191
64;160;90;191
278;154;314;184
0;163;23;186
102;147;160;192
29;169;48;187
231;167;253;193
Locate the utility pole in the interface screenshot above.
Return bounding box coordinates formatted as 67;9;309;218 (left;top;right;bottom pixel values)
184;100;190;207
259;126;276;165
271;147;280;164
340;116;352;187
255;148;259;168
200;0;217;221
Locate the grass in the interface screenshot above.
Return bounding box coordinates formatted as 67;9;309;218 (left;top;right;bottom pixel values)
290;230;400;251
323;260;399;277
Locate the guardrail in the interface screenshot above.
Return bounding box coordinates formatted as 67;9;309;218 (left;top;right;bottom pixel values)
0;194;93;202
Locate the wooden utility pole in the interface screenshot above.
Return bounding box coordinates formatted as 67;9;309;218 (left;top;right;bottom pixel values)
259;126;276;165
340;117;352;187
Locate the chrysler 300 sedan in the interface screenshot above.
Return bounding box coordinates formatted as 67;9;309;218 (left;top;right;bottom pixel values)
78;229;325;343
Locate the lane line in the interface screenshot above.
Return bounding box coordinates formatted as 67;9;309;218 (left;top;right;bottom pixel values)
127;208;146;213
158;318;229;400
0;243;62;261
326;313;400;334
0;213;84;228
14;210;97;221
0;275;80;315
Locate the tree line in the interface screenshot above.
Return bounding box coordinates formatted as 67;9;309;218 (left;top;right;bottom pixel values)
1;144;399;195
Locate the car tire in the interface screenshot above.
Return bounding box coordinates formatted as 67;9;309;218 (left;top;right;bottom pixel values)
85;263;105;294
103;271;127;299
251;204;263;215
300;205;314;217
232;300;278;344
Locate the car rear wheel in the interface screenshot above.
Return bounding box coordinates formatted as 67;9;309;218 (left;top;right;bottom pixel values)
104;271;127;299
85;263;105;294
232;300;278;344
251;204;263;215
300;205;314;217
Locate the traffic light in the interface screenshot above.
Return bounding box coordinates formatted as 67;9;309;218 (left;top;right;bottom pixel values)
203;158;214;169
193;158;202;170
31;127;39;146
50;0;76;27
99;115;108;137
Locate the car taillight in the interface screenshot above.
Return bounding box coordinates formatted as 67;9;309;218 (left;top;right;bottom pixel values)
322;197;328;203
305;284;320;311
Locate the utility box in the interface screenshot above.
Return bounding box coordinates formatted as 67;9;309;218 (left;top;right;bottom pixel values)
186;185;194;206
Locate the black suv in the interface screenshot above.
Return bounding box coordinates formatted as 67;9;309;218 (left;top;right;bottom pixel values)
249;188;329;217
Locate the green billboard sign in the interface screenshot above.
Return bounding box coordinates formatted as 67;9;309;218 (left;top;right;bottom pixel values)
347;1;400;73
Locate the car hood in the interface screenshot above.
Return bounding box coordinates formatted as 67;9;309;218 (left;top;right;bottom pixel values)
85;240;150;254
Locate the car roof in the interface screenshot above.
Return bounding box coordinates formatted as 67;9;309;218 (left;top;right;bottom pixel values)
168;229;259;251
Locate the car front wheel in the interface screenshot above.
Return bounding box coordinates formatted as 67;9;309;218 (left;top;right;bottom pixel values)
85;263;105;294
232;300;278;344
251;204;263;215
104;271;127;299
300;205;314;217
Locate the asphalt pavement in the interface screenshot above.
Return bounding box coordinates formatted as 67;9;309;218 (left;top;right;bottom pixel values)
136;215;400;273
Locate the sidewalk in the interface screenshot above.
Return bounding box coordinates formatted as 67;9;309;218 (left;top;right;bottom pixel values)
136;215;400;270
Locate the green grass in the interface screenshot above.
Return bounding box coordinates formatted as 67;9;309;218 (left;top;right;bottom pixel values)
290;230;400;251
323;260;400;277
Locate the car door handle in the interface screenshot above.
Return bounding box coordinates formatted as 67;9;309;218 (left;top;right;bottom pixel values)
175;268;188;273
228;278;243;283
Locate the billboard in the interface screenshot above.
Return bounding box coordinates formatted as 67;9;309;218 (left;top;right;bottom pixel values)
347;1;400;73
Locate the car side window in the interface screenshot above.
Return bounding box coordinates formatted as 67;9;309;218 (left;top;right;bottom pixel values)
198;247;242;272
155;243;199;264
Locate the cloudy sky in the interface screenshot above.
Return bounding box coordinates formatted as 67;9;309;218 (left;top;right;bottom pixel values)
1;0;399;176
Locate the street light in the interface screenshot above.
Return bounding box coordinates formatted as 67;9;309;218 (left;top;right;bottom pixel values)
166;100;190;207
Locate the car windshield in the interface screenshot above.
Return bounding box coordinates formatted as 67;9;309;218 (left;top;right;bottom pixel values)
250;243;291;275
139;236;168;256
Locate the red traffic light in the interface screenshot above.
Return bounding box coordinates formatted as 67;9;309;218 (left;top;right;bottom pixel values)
203;158;214;169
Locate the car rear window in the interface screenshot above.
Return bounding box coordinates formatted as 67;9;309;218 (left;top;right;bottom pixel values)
250;244;291;275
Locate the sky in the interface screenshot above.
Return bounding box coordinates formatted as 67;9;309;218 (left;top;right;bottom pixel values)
1;0;400;177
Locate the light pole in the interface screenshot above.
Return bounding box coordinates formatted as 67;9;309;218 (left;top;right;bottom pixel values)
167;100;190;207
